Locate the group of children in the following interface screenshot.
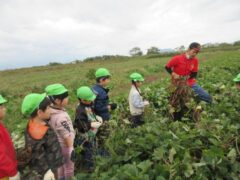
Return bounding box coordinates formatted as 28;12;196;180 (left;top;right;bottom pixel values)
0;68;150;180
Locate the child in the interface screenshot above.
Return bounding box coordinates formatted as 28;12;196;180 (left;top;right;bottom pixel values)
92;68;117;121
45;84;75;180
21;93;64;179
92;68;117;156
74;86;103;172
0;95;20;180
128;73;150;128
233;73;240;90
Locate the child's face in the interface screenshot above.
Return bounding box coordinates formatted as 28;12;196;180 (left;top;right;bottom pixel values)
60;97;69;107
55;97;69;107
135;81;143;87
100;78;111;87
38;106;51;120
81;100;92;105
0;105;6;120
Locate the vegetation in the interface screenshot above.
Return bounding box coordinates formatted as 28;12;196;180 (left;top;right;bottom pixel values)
0;47;240;179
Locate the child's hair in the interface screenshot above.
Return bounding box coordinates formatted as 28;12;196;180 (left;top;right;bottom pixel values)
48;92;68;104
96;76;110;83
132;80;142;96
30;97;51;118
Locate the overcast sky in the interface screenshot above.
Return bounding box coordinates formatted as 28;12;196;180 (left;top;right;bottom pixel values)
0;0;240;70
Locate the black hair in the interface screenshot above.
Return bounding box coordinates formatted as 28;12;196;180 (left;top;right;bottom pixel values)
96;76;110;83
48;91;68;104
131;80;142;96
30;97;51;118
189;42;201;50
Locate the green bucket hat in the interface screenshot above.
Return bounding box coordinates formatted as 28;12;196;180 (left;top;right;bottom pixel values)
0;95;7;104
77;86;96;101
233;73;240;82
95;68;111;78
45;84;68;96
130;72;144;82
21;93;46;116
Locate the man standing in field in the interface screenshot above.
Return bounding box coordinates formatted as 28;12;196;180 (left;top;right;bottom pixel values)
165;42;212;103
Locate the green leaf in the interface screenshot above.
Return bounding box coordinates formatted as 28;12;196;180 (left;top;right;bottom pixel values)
227;148;236;161
153;147;164;161
169;147;176;163
137;160;153;174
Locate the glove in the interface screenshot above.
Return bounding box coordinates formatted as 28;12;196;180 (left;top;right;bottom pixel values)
91;122;102;129
96;115;103;124
143;100;150;106
110;103;117;110
43;169;55;180
9;172;20;180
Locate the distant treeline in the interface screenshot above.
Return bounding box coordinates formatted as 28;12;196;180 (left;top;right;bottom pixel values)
48;40;240;66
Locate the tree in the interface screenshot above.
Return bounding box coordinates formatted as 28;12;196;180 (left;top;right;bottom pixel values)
175;45;185;52
146;47;160;55
129;47;143;56
233;40;240;46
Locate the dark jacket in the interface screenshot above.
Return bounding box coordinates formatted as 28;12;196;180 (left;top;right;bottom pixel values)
25;122;64;179
74;103;92;133
92;84;110;120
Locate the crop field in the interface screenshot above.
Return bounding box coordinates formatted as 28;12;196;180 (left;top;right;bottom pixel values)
0;49;240;179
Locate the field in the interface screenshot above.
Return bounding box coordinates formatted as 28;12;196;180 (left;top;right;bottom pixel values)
0;49;240;179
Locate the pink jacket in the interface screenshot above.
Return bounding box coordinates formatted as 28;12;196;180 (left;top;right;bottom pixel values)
49;107;75;148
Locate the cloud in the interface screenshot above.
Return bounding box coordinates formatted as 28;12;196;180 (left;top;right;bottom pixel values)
0;0;240;69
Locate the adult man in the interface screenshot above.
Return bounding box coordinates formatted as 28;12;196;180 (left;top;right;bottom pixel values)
165;42;212;103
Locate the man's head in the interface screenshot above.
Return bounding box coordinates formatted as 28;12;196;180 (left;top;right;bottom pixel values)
186;42;201;59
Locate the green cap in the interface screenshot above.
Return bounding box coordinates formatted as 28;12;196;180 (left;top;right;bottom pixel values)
45;83;68;96
77;86;96;101
130;72;144;82
21;93;46;116
95;68;111;78
0;95;7;104
233;73;240;82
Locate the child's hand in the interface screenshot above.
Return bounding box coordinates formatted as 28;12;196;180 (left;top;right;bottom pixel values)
43;170;55;180
143;100;150;106
110;103;117;110
91;122;102;129
96;115;103;124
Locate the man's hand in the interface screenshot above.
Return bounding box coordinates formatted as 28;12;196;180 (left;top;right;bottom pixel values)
171;72;180;79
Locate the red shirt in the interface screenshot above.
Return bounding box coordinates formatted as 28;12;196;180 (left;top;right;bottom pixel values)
166;54;198;86
0;123;18;178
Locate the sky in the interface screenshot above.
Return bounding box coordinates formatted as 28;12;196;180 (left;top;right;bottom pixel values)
0;0;240;70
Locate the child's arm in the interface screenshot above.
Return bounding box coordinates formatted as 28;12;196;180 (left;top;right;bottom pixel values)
132;93;145;108
93;99;109;113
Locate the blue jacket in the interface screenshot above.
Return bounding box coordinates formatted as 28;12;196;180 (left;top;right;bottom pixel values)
92;84;110;120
